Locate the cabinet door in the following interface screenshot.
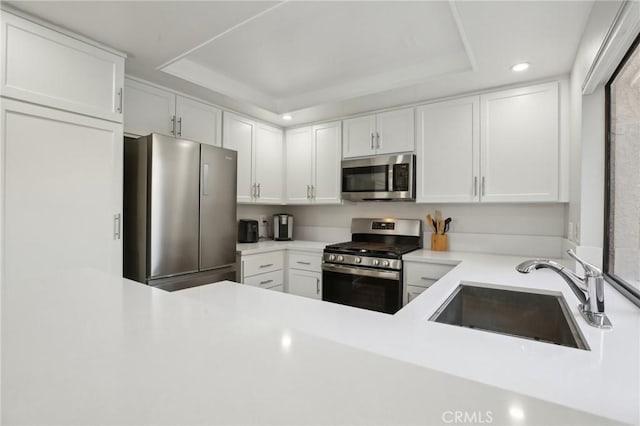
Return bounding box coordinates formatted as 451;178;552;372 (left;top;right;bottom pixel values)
342;114;376;158
254;123;284;204
124;79;176;137
480;82;559;202
1;12;125;123
313;121;342;204
2;99;123;283
287;269;322;300
375;107;415;155
416;97;479;203
223;112;255;203
175;96;222;147
284;127;313;204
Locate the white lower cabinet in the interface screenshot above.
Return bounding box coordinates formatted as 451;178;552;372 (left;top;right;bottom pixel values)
239;251;285;292
288;269;322;300
403;261;456;305
2;99;123;281
286;251;322;300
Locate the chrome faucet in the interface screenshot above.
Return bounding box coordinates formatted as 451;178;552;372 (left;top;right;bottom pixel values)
516;250;612;329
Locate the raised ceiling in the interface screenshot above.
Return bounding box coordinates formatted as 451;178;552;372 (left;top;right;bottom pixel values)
6;1;594;125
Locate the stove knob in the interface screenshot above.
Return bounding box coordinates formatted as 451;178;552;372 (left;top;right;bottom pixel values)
329;254;335;261
337;255;344;262
355;257;362;264
382;260;390;267
373;259;380;266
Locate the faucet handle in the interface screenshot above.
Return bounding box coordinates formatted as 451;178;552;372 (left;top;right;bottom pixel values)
567;249;602;277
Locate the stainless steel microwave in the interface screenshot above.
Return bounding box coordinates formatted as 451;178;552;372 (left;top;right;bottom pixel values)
341;154;415;201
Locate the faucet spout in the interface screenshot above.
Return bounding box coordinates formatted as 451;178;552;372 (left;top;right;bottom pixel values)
516;250;612;329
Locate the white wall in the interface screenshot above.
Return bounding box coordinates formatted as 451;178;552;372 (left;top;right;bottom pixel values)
567;0;635;266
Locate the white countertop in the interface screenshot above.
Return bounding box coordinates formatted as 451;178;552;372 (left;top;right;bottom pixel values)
3;268;618;425
237;239;328;255
181;248;640;425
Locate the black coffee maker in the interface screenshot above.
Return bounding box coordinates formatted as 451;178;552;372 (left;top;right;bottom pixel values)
273;214;293;241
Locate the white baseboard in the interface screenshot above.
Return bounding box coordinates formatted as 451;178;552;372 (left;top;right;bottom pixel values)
294;226;565;258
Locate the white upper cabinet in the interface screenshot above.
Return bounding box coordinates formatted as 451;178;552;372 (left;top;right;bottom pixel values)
342;107;414;158
223;112;255;203
175;96;222;147
254;123;284;203
123;78;222;147
285;121;342;205
0;11;125;122
124;79;176;137
223;112;283;204
480;82;559;202
416;81;561;204
375;108;415;155
312;121;342;204
416;96;479;203
342;115;376;158
284;127;314;204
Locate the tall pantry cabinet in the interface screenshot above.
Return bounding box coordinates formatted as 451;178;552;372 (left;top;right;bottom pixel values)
0;10;126;282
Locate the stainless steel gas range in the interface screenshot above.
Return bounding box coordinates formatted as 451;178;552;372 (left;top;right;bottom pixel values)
322;218;423;314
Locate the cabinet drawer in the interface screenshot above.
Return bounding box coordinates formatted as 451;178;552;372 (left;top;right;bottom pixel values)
405;262;454;286
242;251;284;277
244;270;284;289
1;12;125;122
288;252;321;272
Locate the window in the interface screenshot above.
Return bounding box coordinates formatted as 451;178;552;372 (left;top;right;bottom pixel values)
604;33;640;306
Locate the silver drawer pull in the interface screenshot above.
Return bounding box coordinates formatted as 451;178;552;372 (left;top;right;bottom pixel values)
296;261;311;265
259;263;273;268
420;277;433;280
259;279;273;285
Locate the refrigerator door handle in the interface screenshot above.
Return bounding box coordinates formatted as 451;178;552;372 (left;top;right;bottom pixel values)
202;164;209;196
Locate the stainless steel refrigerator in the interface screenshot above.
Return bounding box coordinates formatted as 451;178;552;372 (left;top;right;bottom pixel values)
123;133;237;291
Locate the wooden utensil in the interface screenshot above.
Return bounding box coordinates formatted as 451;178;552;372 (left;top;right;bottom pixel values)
426;214;436;232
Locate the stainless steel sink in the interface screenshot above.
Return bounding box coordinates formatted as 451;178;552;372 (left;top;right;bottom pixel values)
429;283;589;350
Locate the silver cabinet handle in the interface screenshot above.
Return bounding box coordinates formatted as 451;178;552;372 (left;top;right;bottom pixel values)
481;176;486;196
296;261;311;265
474;176;478;196
170;115;176;135
316;277;320;294
116;88;123;114
311;185;316;199
376;131;380;149
307;185;311;199
371;132;374;150
177;117;183;137
259;263;273;268
202;164;209;196
252;183;257;198
259;279;273;285
113;213;121;240
257;183;261;198
420;277;432;281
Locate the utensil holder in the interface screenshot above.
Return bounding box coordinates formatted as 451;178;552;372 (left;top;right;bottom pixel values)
431;233;448;251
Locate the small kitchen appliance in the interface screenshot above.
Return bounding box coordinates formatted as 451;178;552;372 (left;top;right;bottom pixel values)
273;214;293;241
238;219;259;243
322;218;422;314
341;154;415;201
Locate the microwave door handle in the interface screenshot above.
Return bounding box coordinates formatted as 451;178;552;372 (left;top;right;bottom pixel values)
388;166;394;193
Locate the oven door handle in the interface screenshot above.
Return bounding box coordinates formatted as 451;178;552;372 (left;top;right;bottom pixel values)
322;263;400;281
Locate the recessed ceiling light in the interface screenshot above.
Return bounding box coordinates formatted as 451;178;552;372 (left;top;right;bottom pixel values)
282;114;292;120
511;62;530;72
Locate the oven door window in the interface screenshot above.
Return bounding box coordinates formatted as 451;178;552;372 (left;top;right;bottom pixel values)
322;269;401;314
342;165;389;192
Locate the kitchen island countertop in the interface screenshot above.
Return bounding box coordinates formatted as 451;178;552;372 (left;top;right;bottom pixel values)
3;250;638;424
